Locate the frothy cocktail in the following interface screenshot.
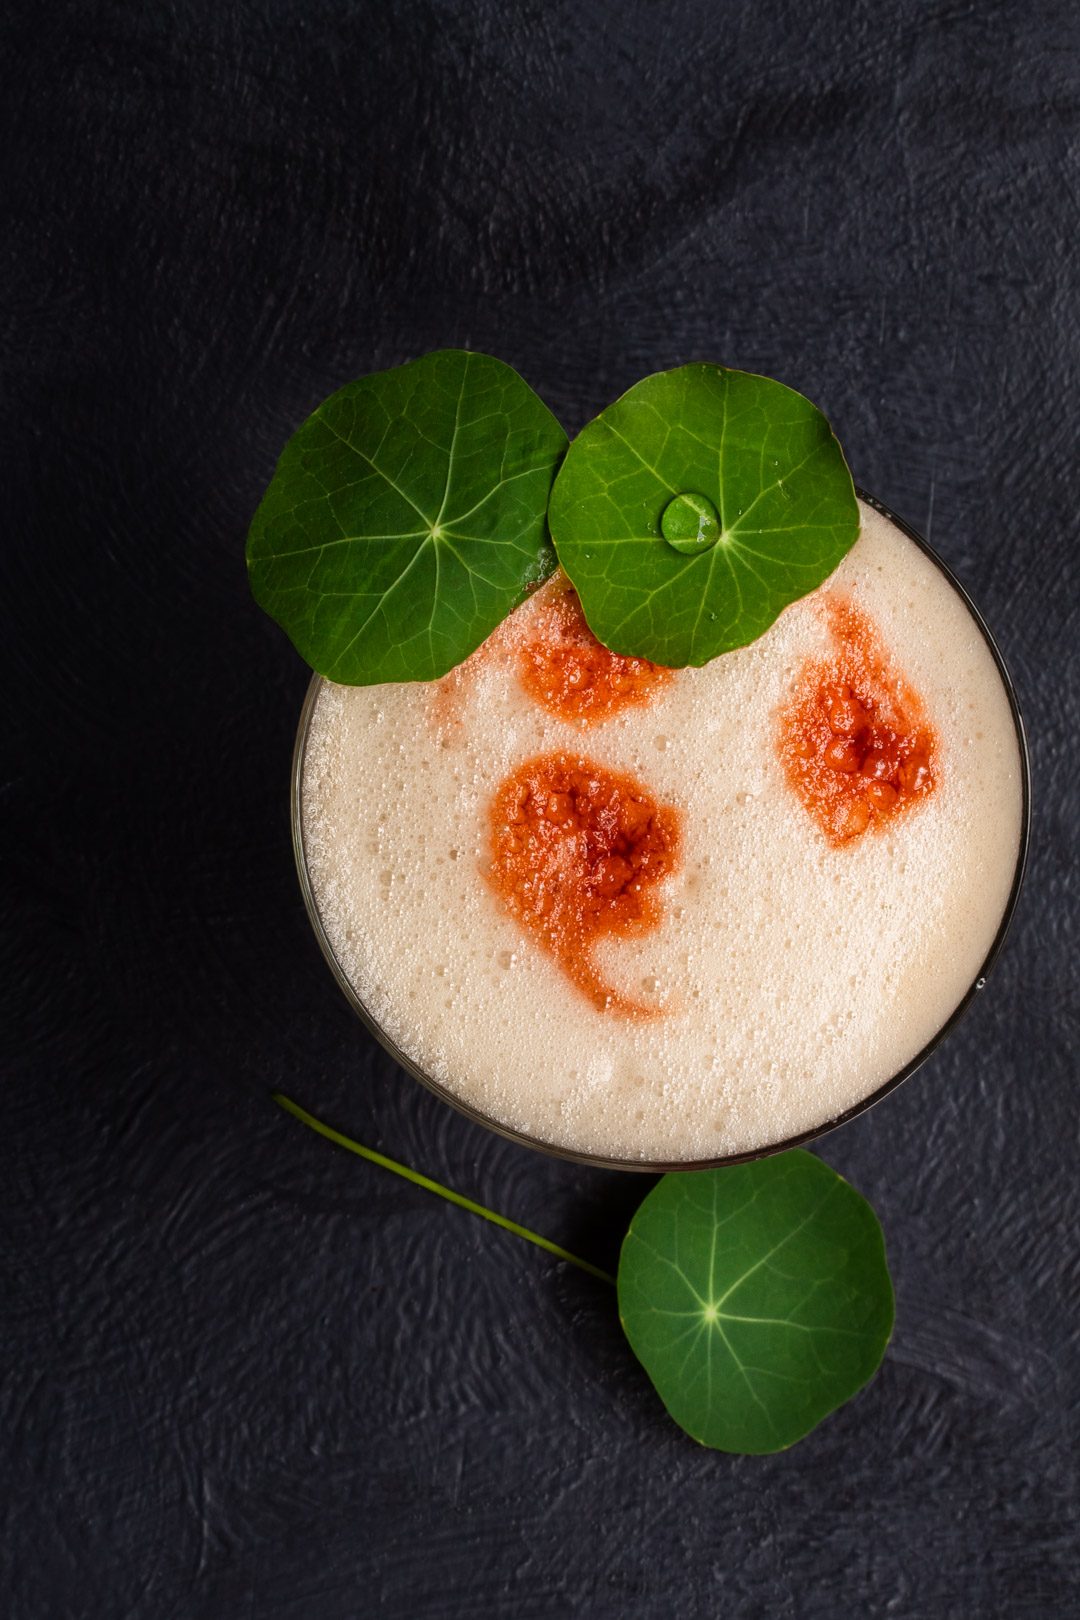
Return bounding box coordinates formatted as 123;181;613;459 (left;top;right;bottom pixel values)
297;499;1024;1164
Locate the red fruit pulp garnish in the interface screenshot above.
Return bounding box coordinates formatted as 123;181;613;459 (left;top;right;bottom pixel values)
515;582;673;724
778;595;938;844
486;753;682;1016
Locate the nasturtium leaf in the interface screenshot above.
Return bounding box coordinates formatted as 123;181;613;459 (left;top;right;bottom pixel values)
618;1151;894;1454
549;364;859;667
247;350;567;684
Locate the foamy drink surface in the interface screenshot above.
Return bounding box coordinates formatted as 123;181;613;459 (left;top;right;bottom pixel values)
300;502;1022;1162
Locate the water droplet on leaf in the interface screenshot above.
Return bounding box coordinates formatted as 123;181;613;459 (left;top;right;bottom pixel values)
661;491;721;554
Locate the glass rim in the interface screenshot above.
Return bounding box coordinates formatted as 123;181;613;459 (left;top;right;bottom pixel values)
290;489;1032;1173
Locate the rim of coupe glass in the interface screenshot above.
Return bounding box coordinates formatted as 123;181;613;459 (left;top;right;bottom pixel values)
290;489;1032;1173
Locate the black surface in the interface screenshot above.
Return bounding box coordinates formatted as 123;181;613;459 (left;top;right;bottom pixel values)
3;2;1078;1615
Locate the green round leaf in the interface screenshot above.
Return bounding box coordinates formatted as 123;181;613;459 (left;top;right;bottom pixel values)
618;1151;894;1454
549;364;859;667
247;350;568;684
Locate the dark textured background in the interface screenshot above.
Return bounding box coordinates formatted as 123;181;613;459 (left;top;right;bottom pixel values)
3;1;1078;1615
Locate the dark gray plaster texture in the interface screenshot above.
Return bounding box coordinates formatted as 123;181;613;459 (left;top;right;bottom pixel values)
3;1;1078;1615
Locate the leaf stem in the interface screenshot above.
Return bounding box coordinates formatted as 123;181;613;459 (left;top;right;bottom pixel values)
272;1092;616;1286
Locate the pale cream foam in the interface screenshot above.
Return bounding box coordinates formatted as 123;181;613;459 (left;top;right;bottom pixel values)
300;502;1024;1162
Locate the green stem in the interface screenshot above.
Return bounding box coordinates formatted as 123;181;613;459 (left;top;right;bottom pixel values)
272;1092;616;1286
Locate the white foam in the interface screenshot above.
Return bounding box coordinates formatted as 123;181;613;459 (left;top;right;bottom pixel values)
300;502;1024;1161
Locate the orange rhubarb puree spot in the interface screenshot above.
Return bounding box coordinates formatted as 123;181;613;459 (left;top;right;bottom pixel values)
487;753;682;1016
778;595;938;845
516;580;673;724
